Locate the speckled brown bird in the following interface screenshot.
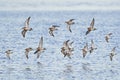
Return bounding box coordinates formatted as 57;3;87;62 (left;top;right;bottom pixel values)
110;47;116;61
65;19;75;33
105;33;112;43
21;17;32;38
89;40;97;53
61;40;74;59
82;43;88;58
34;37;46;59
86;18;96;35
5;50;13;59
49;25;59;37
25;47;33;59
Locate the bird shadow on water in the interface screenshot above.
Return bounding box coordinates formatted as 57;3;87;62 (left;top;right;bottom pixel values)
61;64;75;80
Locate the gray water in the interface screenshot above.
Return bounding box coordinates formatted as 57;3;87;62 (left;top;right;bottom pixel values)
0;10;120;80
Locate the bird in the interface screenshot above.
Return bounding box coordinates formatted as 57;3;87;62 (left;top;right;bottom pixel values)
61;40;70;57
105;33;112;43
86;18;96;35
61;40;74;59
82;43;88;58
49;25;59;37
110;47;116;61
65;19;75;32
34;37;46;59
25;47;33;59
89;40;97;53
21;17;32;38
5;50;13;59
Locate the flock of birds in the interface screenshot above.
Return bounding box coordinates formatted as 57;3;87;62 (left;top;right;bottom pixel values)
4;16;116;62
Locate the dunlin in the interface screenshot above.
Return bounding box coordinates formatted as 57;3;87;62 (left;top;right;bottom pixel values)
105;33;112;43
21;17;32;38
89;40;97;53
25;47;33;59
5;50;13;59
61;40;74;59
65;19;75;32
110;47;116;61
49;25;59;37
82;43;88;58
86;18;96;35
34;37;46;59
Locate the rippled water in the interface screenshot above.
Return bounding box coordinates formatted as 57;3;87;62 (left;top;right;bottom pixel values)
0;10;120;80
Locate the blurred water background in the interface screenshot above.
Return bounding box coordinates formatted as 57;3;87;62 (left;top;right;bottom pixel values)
0;0;120;80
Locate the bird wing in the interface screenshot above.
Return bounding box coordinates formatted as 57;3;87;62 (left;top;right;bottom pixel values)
25;17;31;27
67;25;72;33
25;51;29;59
52;25;60;27
69;19;75;21
38;36;43;48
110;55;113;61
90;18;94;28
112;47;116;52
21;30;27;38
105;36;109;42
49;28;54;37
86;30;90;35
6;53;10;59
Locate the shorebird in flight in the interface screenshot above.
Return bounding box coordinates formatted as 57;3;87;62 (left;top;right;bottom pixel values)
34;37;46;59
21;17;32;38
110;47;116;61
86;18;96;35
5;50;13;59
89;40;97;53
65;19;75;33
49;25;59;37
82;43;88;58
25;47;33;59
61;40;74;59
105;33;112;43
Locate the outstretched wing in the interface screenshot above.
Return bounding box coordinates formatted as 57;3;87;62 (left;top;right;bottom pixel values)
38;36;43;48
69;19;75;21
52;25;60;27
110;55;113;61
112;47;116;52
25;51;29;59
49;30;54;37
25;17;31;27
86;30;90;35
21;30;27;38
67;25;72;33
90;18;94;28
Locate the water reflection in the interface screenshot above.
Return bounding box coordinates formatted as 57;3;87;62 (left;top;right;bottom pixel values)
62;64;75;80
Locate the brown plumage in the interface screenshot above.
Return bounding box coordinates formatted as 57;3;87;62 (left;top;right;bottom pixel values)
110;47;116;61
5;50;13;59
61;40;74;59
49;25;59;37
21;17;32;38
86;18;96;35
25;47;33;59
105;33;112;43
34;37;46;59
89;40;97;53
65;19;75;33
82;43;88;58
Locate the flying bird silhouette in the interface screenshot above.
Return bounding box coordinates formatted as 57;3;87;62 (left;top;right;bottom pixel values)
86;18;96;35
49;25;59;37
65;19;75;33
21;17;32;38
34;37;46;59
